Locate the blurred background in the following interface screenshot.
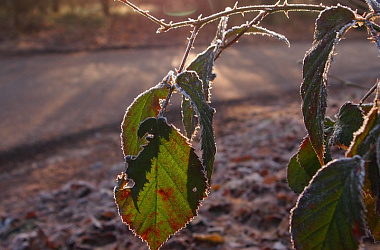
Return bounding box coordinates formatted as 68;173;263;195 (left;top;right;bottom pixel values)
0;0;370;53
1;1;379;249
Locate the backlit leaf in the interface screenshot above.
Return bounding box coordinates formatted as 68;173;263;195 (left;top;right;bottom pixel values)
346;105;379;157
287;153;311;194
176;71;216;183
364;192;380;241
287;136;322;194
290;156;366;249
115;117;208;250
182;46;217;139
301;6;356;164
121;73;171;156
330;102;365;149
182;96;198;139
225;24;290;47
185;45;217;102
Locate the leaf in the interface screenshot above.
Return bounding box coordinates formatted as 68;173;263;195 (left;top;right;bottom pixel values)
225;24;290;47
182;46;217;139
185;45;217;102
364;192;380;241
330;102;365;149
287;136;322;194
364;153;380;220
121;73;171;156
176;71;216;183
290;156;366;249
182;96;198;139
346;105;379;157
213;15;229;46
287;153;311;194
301;6;356;164
115;117;208;250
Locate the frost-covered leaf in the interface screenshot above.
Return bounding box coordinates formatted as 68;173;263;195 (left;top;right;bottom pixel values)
301;6;356;164
121;73;171;156
347;105;379;157
176;71;216;183
115;117;208;250
287;137;322;194
182;46;217;139
225;24;290;47
330;102;365;149
213;15;229;46
290;156;366;249
185;45;217;102
287;153;310;194
182;96;198;139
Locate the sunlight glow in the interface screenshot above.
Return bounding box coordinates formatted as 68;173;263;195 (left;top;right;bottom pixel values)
163;0;197;17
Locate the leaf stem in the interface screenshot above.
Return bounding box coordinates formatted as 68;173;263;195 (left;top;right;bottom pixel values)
159;23;202;117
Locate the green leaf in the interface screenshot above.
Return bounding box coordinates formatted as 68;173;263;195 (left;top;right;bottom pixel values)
225;24;290;47
176;71;216;183
290;156;366;249
182;46;217;139
287;137;322;194
185;45;217;102
182;96;198;139
347;105;379;157
115;117;208;250
365;153;380;219
121;73;171;156
287;153;311;194
301;6;356;164
330;102;365;149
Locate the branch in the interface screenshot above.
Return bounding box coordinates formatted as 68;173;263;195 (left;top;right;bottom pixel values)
116;0;326;33
215;11;269;60
159;23;202;117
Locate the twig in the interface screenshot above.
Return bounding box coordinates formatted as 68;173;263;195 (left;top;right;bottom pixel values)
215;11;269;60
117;0;326;32
159;23;202;117
359;80;379;105
178;22;202;73
116;0;168;30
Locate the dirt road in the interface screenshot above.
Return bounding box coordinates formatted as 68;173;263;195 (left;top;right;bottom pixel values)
0;40;378;153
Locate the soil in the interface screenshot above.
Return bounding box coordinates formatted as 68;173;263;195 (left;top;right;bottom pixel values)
1;89;379;249
0;93;304;250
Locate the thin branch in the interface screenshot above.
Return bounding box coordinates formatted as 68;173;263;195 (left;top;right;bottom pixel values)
215;11;269;60
360;80;379;105
116;0;168;30
116;0;326;32
159;23;202;117
178;22;202;73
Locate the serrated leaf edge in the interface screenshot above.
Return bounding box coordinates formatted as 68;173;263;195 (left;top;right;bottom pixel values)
115;118;209;250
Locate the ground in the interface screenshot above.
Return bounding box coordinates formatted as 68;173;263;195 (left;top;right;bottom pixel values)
1;2;379;249
1;88;379;249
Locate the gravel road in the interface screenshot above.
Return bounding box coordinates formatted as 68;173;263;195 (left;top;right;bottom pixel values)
0;40;378;153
